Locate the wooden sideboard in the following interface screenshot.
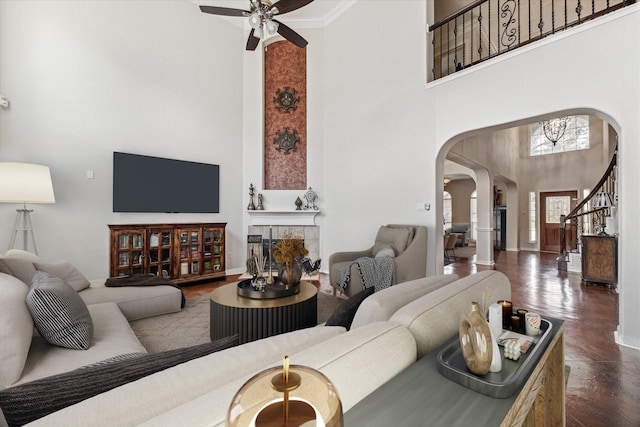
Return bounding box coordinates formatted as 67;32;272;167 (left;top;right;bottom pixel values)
581;234;617;285
344;319;565;426
109;223;226;285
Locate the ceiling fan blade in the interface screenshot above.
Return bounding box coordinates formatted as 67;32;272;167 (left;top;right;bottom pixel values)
246;28;260;51
274;20;308;48
270;0;314;15
199;5;249;17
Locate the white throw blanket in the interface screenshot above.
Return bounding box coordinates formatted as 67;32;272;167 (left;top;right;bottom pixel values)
336;256;395;294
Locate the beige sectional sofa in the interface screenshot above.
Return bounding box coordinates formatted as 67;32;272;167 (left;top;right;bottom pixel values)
0;249;183;390
12;270;511;426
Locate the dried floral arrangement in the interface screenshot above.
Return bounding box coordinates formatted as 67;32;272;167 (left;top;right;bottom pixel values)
480;288;495;318
273;233;308;277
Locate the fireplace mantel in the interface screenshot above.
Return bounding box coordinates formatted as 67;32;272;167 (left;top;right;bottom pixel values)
247;210;319;226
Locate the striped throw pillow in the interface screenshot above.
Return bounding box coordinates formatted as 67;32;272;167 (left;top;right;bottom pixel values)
27;271;93;350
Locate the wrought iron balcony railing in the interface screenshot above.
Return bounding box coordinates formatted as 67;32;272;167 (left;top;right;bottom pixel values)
429;0;637;80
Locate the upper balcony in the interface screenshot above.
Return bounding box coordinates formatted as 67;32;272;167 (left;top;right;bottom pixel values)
428;0;637;81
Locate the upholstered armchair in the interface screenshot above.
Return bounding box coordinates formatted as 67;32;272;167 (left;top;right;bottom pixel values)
450;223;470;246
329;224;428;297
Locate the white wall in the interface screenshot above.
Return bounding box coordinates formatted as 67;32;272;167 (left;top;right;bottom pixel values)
319;2;640;348
427;8;640;349
321;0;433;269
0;0;246;279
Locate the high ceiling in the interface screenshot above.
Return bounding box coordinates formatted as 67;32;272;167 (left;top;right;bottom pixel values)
194;0;357;28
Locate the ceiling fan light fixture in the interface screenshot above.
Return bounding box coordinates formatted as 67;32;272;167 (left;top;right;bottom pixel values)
266;19;279;35
200;0;312;50
248;12;262;29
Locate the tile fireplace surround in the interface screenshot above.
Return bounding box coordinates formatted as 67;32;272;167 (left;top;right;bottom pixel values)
247;210;320;263
247;225;319;263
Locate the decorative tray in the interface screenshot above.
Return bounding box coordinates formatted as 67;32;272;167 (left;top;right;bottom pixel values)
436;318;553;398
237;279;300;299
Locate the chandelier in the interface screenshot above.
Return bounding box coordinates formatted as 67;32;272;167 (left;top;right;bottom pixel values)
443;176;451;186
541;117;569;145
248;0;279;39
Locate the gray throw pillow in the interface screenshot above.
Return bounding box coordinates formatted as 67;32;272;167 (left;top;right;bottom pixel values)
325;287;375;330
374;245;396;259
27;271;94;350
372;226;412;256
34;260;91;292
0;257;37;285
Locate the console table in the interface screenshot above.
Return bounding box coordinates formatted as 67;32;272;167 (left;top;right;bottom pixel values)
581;234;617;286
210;281;317;344
345;318;565;426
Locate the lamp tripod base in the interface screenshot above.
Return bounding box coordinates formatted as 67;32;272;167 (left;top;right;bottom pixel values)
8;204;39;255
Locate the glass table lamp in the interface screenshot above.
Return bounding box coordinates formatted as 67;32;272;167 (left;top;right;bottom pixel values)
227;356;343;426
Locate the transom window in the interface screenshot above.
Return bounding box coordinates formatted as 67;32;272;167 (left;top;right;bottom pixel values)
529;115;590;156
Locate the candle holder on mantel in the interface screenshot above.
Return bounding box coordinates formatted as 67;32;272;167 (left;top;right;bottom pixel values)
247;183;256;211
267;227;275;285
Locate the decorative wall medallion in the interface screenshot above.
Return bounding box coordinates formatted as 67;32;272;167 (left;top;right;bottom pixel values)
274;86;299;112
274;127;299;154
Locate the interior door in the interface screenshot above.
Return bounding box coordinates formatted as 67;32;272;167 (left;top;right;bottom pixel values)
540;191;577;253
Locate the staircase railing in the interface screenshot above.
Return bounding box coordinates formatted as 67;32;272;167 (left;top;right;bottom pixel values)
428;0;637;80
558;147;617;269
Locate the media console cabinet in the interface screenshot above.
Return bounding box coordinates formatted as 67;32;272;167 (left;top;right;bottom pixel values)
109;223;226;285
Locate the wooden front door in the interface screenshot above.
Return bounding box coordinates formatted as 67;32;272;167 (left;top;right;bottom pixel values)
540;191;577;253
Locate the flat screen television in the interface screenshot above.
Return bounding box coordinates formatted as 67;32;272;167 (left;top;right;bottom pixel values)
113;152;220;213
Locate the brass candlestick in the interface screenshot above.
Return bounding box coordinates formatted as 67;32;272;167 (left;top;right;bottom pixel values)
267;227;274;285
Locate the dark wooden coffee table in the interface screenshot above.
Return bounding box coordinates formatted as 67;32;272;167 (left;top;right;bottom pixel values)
210;281;317;344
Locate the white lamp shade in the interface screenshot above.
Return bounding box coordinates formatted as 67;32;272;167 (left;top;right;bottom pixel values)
0;162;56;204
592;192;614;209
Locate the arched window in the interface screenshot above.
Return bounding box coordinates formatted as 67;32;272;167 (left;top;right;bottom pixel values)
444;191;452;231
529;115;590;156
470;190;477;242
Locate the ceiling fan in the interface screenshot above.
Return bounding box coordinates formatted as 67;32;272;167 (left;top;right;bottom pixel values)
199;0;313;51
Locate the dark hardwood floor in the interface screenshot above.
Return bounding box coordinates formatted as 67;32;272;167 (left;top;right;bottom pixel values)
182;251;640;426
445;250;640;427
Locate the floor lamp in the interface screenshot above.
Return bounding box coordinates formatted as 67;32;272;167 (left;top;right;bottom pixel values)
0;162;56;255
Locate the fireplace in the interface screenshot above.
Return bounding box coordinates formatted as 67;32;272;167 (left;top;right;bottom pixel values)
247;225;319;271
246;210;321;275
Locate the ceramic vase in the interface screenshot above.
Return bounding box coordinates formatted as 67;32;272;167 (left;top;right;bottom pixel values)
488;328;502;373
459;302;493;375
278;261;302;286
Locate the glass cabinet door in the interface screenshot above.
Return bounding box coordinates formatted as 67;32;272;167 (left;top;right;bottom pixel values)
207;227;224;272
203;230;213;273
116;232;145;277
179;229;201;276
131;232;144;275
148;230;172;277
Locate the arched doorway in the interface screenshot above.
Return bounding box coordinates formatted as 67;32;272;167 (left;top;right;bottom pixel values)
437;114;617;270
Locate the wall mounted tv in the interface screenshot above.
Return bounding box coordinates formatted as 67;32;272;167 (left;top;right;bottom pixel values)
113;152;220;213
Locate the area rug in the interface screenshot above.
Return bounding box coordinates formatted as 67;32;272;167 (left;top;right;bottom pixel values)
130;290;345;353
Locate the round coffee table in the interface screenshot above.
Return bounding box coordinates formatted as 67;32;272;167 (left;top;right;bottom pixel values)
210;281;318;344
